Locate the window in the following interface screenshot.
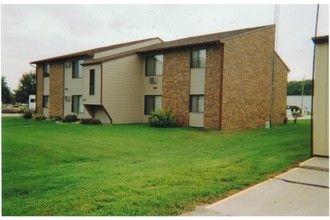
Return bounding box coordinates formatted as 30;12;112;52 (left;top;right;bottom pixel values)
191;49;206;68
89;69;95;95
145;55;163;76
72;95;84;113
145;95;162;115
43;64;50;77
43;96;49;108
190;95;204;113
72;60;83;78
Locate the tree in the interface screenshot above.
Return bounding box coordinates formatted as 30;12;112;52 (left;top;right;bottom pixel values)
287;80;313;95
13;71;36;104
1;76;12;104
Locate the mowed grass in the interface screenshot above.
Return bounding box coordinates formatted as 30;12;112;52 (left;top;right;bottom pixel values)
2;117;311;216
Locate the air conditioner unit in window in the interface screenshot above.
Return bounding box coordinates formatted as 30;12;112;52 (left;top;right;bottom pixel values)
65;96;71;101
149;76;157;84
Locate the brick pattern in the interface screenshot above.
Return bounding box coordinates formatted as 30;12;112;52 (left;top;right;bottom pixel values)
204;46;222;129
162;49;190;126
221;27;276;130
36;65;43;114
272;55;289;124
49;62;64;117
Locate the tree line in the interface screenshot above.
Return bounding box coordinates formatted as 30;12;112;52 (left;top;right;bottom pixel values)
2;71;36;104
287;80;312;95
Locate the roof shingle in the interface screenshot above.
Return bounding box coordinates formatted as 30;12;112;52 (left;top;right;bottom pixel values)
30;37;162;64
137;25;275;53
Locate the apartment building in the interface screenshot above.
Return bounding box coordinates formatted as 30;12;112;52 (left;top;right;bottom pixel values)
31;24;289;130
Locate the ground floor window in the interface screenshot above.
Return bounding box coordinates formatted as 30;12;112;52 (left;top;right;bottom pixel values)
190;95;204;113
43;96;49;108
145;95;162;115
72;95;84;113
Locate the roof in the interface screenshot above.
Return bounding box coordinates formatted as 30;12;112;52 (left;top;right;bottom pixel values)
30;37;162;64
137;24;275;53
312;35;329;44
82;25;276;66
82;50;139;66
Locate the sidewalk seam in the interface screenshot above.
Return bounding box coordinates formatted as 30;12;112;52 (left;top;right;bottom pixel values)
275;177;329;189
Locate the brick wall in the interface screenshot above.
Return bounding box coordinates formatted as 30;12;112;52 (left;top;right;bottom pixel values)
49;62;64;117
204;46;223;130
272;54;289;125
221;26;276;130
36;65;43;114
162;49;190;126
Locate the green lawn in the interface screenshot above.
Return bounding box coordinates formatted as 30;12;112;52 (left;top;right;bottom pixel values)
2;117;311;216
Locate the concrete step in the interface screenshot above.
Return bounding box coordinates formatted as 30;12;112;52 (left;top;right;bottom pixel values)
275;167;329;188
300;157;329;172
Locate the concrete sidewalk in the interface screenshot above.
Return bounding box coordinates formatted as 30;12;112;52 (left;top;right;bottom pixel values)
182;157;329;216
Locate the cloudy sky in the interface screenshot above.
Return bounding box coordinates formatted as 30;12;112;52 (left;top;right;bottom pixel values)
1;4;329;91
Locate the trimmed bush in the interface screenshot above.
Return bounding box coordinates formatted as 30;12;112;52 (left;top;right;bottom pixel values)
22;111;33;119
50;115;63;121
148;108;177;128
80;118;102;125
62;114;78;123
32;114;46;120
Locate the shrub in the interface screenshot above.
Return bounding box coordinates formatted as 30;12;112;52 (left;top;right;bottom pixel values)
32;114;46;120
22;111;33;119
148;108;177;128
62;114;78;123
80;118;102;125
50;115;63;121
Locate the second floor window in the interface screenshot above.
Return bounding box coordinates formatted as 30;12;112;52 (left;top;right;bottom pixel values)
72;60;83;78
89;69;95;95
191;49;206;68
146;55;163;76
43;63;50;77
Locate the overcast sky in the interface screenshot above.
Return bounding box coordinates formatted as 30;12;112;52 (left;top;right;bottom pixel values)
1;4;329;91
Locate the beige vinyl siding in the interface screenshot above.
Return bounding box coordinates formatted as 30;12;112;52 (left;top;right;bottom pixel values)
313;42;329;156
189;112;204;127
43;108;49;117
102;54;144;124
42;78;49;117
189;68;205;127
63;61;90;118
94;106;112;124
83;64;101;105
94;38;163;59
43;77;49;95
143;76;163;95
142;61;163;122
190;68;205;94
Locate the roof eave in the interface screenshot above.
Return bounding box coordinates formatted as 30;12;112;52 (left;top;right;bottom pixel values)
312;35;329;44
30;53;94;65
137;40;222;54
